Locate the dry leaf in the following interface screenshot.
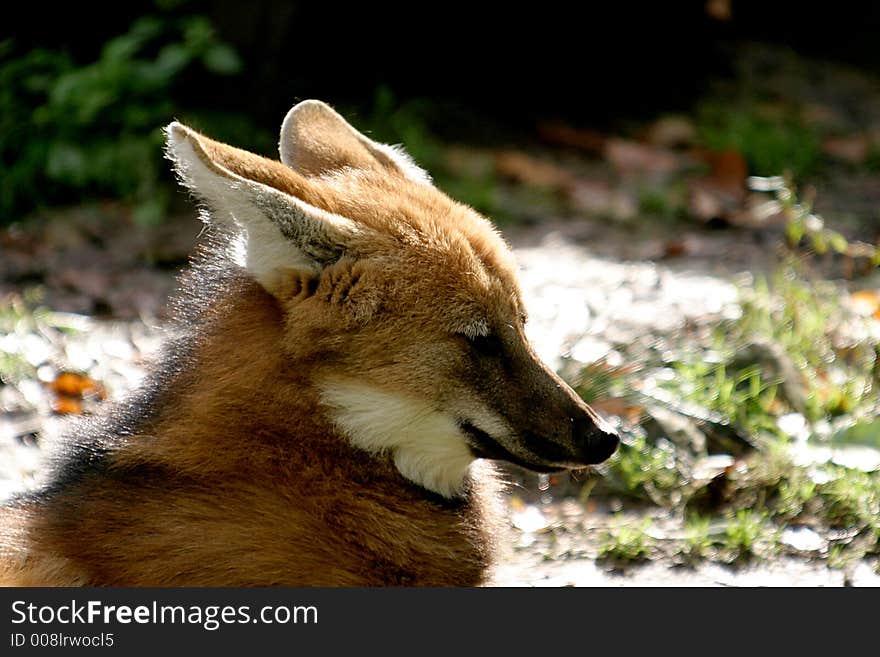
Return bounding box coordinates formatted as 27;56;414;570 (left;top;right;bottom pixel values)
604;139;682;179
823;135;869;164
663;239;688;258
687;149;749;224
493;151;575;190
588;398;643;425
48;371;105;399
537;121;606;153
703;149;748;192
52;395;83;415
849;290;880;319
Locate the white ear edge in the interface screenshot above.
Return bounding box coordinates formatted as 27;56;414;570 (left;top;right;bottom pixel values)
278;100;432;185
367;141;433;185
165;121;359;291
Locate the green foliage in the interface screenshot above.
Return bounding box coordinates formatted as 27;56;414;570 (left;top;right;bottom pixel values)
577;182;879;566
363;87;443;172
597;518;653;563
0;294;85;384
0;6;243;224
696;101;821;178
724;509;771;559
683;515;716;560
817;468;880;536
602;434;684;505
737;269;876;421
774;474;817;519
749;175;880;267
665;360;782;438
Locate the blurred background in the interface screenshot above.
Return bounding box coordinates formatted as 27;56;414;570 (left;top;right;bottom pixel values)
1;0;879;585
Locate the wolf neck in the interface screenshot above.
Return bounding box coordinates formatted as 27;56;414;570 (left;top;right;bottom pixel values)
147;275;476;499
319;381;477;499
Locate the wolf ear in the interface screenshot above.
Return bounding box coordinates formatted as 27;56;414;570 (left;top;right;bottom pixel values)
165;121;360;294
279;99;431;184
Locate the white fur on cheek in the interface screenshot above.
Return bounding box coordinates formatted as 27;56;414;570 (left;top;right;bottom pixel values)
319;381;475;499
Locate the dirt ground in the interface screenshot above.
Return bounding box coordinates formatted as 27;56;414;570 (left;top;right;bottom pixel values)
2;209;876;586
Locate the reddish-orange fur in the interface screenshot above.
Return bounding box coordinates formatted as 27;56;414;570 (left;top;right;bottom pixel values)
1;273;503;586
0;100;614;586
0;105;512;586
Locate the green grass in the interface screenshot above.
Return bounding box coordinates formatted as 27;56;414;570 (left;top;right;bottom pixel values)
597;518;653;563
664;360;782;438
579;244;879;566
682;515;716;561
0;293;88;385
737;270;876;421
598;434;685;506
724;509;774;560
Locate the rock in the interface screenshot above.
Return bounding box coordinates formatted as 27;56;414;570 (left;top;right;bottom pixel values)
642;404;707;453
569;180;637;220
822;135;870;164
510;504;550;534
691;454;736;483
780;526;827;553
789;442;880;473
847;561;880;587
700;416;761;456
604;139;683;181
644;115;696;148
729;337;811;414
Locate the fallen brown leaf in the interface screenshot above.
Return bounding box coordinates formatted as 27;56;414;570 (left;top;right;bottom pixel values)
849;290;880;319
663;239;688;258
686;149;749;224
52;395;84;415
604;139;683;180
536;121;606;154
48;371;106;399
588;398;643;425
493;151;576;191
822;135;870;164
705;0;732;21
696;148;748;192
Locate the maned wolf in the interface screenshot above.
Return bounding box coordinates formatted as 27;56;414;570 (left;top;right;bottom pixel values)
0;100;618;586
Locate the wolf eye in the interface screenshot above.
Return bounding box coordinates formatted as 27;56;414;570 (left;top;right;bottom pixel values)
465;333;504;358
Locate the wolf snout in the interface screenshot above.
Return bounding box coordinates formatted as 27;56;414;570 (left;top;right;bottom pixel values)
571;415;619;464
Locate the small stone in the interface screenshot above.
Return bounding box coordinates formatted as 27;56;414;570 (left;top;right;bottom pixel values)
780;526;826;553
511;505;550;534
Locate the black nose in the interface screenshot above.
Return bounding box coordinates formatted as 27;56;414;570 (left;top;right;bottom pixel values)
572;416;619;464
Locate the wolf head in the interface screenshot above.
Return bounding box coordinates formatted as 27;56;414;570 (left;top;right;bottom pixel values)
165;100;618;498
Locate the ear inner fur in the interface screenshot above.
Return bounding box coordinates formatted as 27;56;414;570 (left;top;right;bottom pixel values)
169;122;325;205
165;121;367;291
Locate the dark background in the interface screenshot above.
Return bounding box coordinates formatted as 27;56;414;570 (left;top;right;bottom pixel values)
9;1;880;132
